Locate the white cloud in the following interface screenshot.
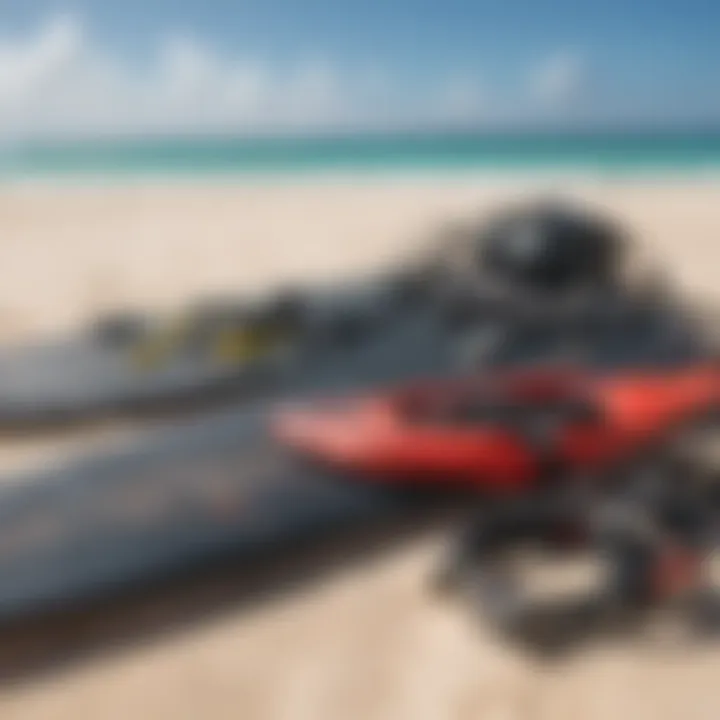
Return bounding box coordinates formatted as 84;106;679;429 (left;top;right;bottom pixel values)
0;14;496;139
0;15;83;111
530;51;586;107
0;16;485;142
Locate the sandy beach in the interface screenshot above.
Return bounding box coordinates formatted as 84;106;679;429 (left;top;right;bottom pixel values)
0;176;719;719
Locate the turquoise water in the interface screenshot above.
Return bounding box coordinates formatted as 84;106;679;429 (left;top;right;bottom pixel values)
2;131;720;179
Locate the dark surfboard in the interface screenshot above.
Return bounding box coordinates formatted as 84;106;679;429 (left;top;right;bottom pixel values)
0;309;466;623
0;278;437;431
0;291;709;625
0;277;706;433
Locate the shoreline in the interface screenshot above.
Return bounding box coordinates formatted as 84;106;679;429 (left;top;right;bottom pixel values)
3;165;720;191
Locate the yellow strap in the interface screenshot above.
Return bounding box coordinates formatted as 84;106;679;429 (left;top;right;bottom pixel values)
212;327;285;365
128;319;289;371
129;318;191;370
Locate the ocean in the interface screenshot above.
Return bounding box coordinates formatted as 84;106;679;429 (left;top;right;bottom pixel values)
2;130;720;180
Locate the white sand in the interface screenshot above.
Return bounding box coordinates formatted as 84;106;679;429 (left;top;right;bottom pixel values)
0;176;719;719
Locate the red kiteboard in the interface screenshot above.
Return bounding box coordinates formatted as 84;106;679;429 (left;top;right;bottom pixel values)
273;363;720;492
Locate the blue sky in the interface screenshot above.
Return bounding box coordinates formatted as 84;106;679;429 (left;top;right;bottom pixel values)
0;0;717;137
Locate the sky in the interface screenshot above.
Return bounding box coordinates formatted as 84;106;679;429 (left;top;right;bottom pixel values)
0;0;717;139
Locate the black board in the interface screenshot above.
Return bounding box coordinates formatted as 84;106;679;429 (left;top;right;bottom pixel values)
0;309;465;622
0;290;709;623
0;284;437;431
